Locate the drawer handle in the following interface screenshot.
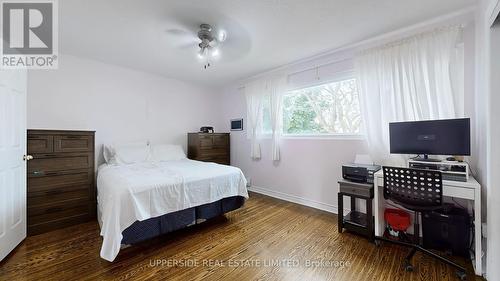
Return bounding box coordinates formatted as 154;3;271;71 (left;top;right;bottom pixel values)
23;155;34;161
46;190;63;196
46;207;63;213
28;136;44;139
42;154;57;157
32;171;60;176
65;136;84;139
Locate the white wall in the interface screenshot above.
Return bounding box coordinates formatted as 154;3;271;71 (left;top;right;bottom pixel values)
474;0;491;277
27;55;224;164
221;86;368;212
487;23;500;280
475;0;500;279
219;14;477;216
488;23;500;281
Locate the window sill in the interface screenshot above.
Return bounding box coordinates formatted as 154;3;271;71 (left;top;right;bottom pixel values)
281;134;365;140
254;134;365;140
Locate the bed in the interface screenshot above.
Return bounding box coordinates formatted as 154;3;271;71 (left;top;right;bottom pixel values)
97;148;248;262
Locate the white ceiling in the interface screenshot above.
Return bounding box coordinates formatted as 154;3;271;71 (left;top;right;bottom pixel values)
59;0;475;87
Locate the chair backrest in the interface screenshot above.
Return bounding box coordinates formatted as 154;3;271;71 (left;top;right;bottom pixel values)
383;166;443;208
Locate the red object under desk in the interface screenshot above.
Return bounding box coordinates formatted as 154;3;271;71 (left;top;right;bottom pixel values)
384;208;411;232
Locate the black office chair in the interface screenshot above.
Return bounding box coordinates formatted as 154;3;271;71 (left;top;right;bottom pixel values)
375;166;467;280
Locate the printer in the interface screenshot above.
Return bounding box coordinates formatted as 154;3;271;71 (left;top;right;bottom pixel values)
342;163;381;184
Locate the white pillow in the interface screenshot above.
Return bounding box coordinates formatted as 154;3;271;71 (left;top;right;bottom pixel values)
150;144;186;162
103;145;117;164
106;141;150;164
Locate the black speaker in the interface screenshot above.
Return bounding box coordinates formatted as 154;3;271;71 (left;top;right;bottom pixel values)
422;204;471;257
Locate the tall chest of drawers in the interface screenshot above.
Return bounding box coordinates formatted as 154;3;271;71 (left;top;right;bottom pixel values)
27;130;95;235
187;133;230;165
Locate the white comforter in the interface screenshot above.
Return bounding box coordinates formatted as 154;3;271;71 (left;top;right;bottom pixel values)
97;159;248;262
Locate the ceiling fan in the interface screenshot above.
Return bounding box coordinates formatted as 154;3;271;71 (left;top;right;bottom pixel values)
197;24;227;69
167;23;227;69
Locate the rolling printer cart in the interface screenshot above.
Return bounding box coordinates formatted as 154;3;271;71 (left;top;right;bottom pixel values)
338;180;374;241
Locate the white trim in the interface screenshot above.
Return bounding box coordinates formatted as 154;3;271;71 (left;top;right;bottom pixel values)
286;70;356;92
248;185;350;215
281;134;365;141
287;58;355;86
257;133;364;141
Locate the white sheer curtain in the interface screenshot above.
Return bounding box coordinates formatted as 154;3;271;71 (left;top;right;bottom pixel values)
267;75;287;161
245;80;265;159
355;26;463;164
244;74;288;161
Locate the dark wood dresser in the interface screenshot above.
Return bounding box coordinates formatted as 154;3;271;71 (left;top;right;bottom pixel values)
187;133;230;165
27;129;95;235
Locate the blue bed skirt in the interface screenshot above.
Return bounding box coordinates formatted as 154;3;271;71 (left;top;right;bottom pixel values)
121;196;245;245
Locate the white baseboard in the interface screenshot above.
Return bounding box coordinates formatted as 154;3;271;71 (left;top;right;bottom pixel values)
249;185;350;215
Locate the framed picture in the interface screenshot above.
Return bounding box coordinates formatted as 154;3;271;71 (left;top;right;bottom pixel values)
230;118;243;131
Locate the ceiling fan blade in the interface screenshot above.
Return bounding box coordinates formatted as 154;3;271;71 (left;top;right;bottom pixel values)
165;28;197;41
165;28;199;49
177;42;198;50
165;28;191;36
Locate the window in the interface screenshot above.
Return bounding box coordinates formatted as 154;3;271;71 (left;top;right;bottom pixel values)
255;77;362;138
282;78;362;136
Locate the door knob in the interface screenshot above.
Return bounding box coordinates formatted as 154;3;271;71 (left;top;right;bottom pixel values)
23;155;33;161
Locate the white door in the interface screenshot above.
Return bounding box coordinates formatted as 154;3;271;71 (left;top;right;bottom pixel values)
0;68;27;261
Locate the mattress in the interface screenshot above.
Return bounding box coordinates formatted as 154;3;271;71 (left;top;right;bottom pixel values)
97;159;248;261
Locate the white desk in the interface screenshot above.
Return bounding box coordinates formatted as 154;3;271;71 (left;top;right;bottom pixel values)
373;170;482;276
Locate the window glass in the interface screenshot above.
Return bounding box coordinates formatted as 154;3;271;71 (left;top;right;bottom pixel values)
282;78;362;135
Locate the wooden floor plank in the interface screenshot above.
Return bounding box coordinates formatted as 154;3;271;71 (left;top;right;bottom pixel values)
0;192;483;281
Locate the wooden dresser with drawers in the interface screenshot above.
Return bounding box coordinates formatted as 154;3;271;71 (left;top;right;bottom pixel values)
187;133;230;165
27;129;95;235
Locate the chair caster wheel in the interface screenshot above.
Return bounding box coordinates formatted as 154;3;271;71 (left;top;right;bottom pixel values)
455;270;466;281
374;240;381;247
404;262;413;272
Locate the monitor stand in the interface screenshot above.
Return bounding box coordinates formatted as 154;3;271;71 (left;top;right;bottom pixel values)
413;155;442;162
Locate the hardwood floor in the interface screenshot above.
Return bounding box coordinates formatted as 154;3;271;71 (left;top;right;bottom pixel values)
0;192;482;281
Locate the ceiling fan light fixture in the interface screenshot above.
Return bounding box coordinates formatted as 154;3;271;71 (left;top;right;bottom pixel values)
211;48;220;58
218;30;227;42
193;24;227;69
197;47;208;59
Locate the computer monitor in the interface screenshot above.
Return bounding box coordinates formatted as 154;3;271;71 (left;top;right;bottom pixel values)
389;118;470;158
